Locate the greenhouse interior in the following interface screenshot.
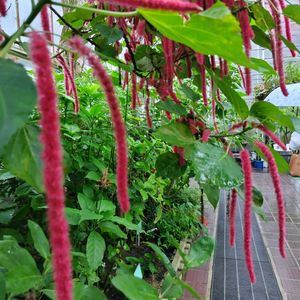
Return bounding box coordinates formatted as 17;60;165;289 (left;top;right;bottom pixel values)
1;0;300;299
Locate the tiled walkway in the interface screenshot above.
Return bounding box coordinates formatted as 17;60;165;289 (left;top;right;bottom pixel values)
253;173;300;300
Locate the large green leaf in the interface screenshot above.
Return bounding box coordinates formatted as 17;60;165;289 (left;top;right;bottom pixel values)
185;142;243;188
145;242;176;277
203;183;220;209
185;235;214;268
251;26;272;50
28;220;50;260
43;281;107;300
283;5;300;25
155;152;186;179
0;237;43;294
86;231;106;271
139;3;250;67
209;70;249;119
0;58;37;154
154;123;195;147
100;221;127;239
251;3;275;31
0;272;5;300
155;100;187;116
250;102;294;130
112;274;159;300
3;125;43;192
161;275;184;299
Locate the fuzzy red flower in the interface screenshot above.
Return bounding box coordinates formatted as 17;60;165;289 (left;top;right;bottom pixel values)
101;0;200;11
30;32;73;300
255;141;286;257
41;5;52;42
229;188;238;247
0;0;6;16
240;149;256;284
69;37;130;212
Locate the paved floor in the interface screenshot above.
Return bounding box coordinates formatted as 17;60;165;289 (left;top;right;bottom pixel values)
210;190;281;300
253;173;300;300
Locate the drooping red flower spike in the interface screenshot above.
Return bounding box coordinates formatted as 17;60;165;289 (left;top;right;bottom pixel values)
57;54;80;113
101;0;201;12
240;149;256;284
41;5;52;42
132;73;137;110
145;83;153;128
229;188;238;247
223;0;234;9
69;37;130;213
162;37;174;88
202;128;211;143
254;141;286;257
30;32;73;300
173;146;186;166
253;123;286;151
0;0;6;16
237;1;254;95
278;0;296;57
196;53;208;107
269;0;289;96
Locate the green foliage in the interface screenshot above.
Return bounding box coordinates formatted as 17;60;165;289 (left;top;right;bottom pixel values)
86;231;106;271
0;59;37;154
283;5;300;25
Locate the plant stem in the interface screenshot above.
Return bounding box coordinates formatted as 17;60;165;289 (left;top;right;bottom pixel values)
0;0;49;57
50;1;138;17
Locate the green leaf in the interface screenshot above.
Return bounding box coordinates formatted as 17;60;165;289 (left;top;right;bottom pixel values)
155;100;187;116
155;152;187;179
28;220;50;259
251;26;272;50
111;216;139;231
0;272;5;300
250;58;276;76
161;274;183;299
93;24;123;44
139;3;250;67
0;237;43;294
209;70;249;119
78;193;95;211
283;5;300;25
0;58;37;154
86;231;106;271
3;125;43;192
250;102;294;130
80;210;103;223
154;123;195;147
135;45;163;72
65;208;81;225
251;3;275;31
112;274;159;300
43;281;107;300
180;84;200;102
185;235;214;268
176;278;202;299
278;34;300;54
85;171;101;181
185;142;243;188
203;183;220;209
145;242;176;277
100;221;127;239
292;117;300;132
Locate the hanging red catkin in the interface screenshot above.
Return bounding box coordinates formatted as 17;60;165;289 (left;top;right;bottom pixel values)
238;65;246;90
223;60;229;76
196;53;208;107
229;188;238;247
145;83;153;128
102;0;200;11
136;19;146;37
253;123;287;150
132;73;138;110
185;47;192;78
223;0;234;8
278;0;296;57
69;36;130;212
30;32;73;300
254;141;286;257
269;0;289;96
173;146;186;166
270;32;277;71
0;0;6;16
123;71;129;90
202;128;211;143
41;5;52;42
237;1;254;95
57;54;79;113
240;149;256;284
139;77;146;90
229;121;248;132
162;37;174;88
